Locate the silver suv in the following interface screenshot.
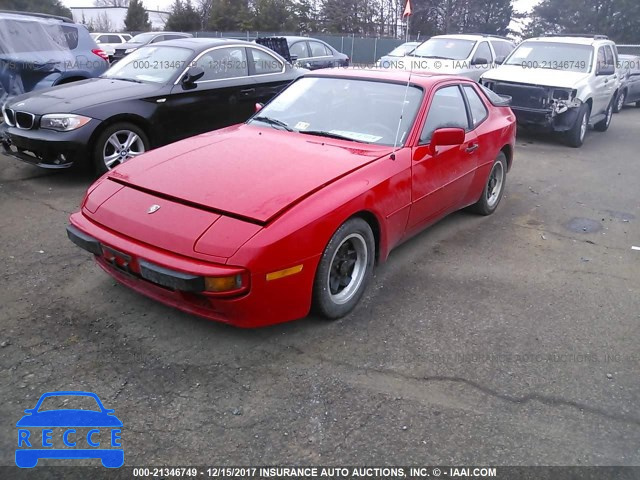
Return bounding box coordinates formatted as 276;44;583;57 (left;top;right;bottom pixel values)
392;34;515;81
481;35;620;147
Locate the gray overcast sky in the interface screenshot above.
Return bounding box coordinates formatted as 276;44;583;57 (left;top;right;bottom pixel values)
62;0;541;14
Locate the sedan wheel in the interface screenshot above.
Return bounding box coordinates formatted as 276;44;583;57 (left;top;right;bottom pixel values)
93;122;149;174
470;152;507;216
313;217;375;319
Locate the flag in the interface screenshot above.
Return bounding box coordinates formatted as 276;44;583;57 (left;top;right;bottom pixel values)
403;0;412;17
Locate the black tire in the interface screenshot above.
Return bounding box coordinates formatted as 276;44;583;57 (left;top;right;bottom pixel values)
312;217;375;319
613;89;626;113
93;122;150;175
636;101;640;108
594;99;614;132
470;152;507;216
565;102;590;148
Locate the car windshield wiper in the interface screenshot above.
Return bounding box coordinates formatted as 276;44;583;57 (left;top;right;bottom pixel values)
412;55;453;60
253;116;293;131
105;77;144;83
300;130;367;143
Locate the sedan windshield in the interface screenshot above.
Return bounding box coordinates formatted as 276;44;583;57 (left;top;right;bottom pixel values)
130;32;156;43
411;38;476;60
249;77;423;146
387;43;419;57
505;42;593;73
103;46;193;84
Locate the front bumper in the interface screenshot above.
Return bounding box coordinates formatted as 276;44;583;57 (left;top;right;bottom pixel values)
67;214;318;328
511;105;580;132
0;120;98;168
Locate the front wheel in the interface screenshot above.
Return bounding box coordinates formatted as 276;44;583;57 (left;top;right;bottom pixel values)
313;218;375;319
470;152;507;216
565;102;590;148
93;122;149;175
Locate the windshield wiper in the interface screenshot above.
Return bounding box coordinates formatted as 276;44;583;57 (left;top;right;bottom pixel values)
412;55;453;60
301;130;366;143
253;116;293;132
113;77;144;83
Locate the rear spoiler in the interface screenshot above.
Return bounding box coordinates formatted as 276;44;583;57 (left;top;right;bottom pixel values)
255;37;293;63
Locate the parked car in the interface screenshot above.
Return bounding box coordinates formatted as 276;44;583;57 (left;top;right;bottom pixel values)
257;36;349;70
66;69;516;328
90;32;132;61
481;35;620;147
112;31;192;62
376;41;421;68
0;11;108;108
613;54;640;112
387;34;515;81
1;38;304;173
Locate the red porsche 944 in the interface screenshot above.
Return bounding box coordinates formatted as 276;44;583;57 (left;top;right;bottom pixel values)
67;69;516;327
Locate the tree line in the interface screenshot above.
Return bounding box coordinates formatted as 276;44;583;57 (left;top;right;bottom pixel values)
3;0;640;43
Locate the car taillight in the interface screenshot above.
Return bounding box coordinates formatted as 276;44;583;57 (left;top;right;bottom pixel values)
92;48;109;61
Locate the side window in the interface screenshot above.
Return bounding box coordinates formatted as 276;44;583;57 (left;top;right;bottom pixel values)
491;41;514;63
462;85;488;127
596;47;606;72
289;41;309;59
420;86;470;144
60;25;79;49
473;42;493;63
108;35;122;43
196;47;248;81
605;45;616;66
309;41;329;57
95;35;107;44
150;35;165;43
249;48;283;74
165;34;186;41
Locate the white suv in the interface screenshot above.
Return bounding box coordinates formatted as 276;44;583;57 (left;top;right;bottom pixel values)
480;35;620;147
390;34;515;81
90;33;132;61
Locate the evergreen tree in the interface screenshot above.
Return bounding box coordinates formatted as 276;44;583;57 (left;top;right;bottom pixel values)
3;0;72;18
208;0;252;31
124;0;151;31
165;0;201;31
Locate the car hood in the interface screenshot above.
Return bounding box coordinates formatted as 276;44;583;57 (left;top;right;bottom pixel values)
107;124;394;224
16;410;123;427
481;65;590;89
6;78;164;115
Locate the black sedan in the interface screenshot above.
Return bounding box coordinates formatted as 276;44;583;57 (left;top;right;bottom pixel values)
258;36;349;70
1;38;304;173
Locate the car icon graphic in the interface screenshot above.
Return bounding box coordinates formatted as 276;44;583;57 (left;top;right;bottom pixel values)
16;391;123;468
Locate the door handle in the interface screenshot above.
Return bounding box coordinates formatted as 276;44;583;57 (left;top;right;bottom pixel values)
240;88;255;95
466;143;479;153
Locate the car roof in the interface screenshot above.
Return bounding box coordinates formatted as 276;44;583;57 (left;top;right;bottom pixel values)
152;37;257;49
308;67;472;88
432;34;511;42
0;10;73;23
526;36;613;46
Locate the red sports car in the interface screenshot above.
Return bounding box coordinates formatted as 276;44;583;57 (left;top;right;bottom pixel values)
67;69;516;328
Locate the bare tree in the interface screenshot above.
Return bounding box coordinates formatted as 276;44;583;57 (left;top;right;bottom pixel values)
93;11;114;31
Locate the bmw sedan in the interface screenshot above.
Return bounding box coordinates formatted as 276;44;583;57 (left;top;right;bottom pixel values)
1;38;304;174
67;69;516;328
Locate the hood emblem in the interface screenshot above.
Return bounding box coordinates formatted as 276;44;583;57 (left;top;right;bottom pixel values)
147;204;161;214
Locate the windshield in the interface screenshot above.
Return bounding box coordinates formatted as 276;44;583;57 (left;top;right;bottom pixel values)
505;41;593;73
103;46;193;84
130;32;156;43
248;77;423;146
411;38;476;60
37;395;101;412
387;43;418;57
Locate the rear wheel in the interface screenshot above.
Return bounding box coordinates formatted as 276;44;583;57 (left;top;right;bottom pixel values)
313;218;375;319
594;100;614;131
93;122;149;174
614;89;626;113
565;102;590;148
470;153;507;216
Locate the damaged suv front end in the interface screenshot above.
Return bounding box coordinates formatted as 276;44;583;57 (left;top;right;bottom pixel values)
480;80;582;132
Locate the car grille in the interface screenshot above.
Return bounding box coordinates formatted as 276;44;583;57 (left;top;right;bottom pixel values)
15;111;35;130
3;107;15;126
492;82;550;110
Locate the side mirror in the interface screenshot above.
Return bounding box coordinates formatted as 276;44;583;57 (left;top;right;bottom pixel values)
290;54;298;62
255;103;263;113
430;127;465;155
471;57;488;66
597;64;615;76
182;66;205;85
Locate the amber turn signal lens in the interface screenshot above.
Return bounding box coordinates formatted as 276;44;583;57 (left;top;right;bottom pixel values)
205;275;242;292
266;264;304;281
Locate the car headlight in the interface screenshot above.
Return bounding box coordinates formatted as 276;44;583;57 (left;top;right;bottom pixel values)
41;114;91;132
125;48;136;54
